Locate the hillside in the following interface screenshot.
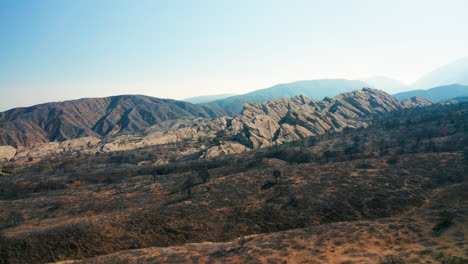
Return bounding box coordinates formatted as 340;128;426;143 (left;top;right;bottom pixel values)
394;84;468;101
0;101;466;263
0;95;230;149
204;79;370;113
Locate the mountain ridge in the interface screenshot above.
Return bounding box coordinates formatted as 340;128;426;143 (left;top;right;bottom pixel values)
183;93;236;104
203;79;371;113
0;88;435;162
394;84;468;101
0;94;231;149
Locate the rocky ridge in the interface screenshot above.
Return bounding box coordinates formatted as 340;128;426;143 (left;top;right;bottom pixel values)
209;89;434;156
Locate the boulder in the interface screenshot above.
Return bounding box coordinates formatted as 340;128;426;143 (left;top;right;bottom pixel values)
0;146;16;161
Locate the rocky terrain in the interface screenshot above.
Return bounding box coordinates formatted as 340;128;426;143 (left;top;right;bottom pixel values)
0;89;435;162
0;95;231;149
0;98;466;263
221;88;431;151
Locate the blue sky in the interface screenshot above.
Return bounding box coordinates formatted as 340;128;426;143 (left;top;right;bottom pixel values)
1;0;467;110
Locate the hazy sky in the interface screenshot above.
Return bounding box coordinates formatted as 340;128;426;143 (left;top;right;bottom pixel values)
1;0;467;111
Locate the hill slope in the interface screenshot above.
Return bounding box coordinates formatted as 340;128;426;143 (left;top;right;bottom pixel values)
204;79;370;113
0;95;230;149
394;84;468;101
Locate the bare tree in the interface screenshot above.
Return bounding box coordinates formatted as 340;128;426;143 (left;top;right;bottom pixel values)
182;175;195;199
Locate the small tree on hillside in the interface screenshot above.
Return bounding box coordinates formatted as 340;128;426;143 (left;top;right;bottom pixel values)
273;170;281;184
199;167;210;183
182;175;195;199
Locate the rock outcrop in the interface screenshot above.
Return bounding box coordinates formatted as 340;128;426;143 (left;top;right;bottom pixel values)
0;146;16;161
14;137;102;160
401;97;435;108
222;88;404;150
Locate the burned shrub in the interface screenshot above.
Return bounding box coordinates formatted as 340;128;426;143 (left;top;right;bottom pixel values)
386;156;399;165
355;163;374;169
432;211;455;235
379;255;406;264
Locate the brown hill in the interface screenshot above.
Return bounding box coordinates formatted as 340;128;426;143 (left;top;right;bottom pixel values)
0;95;231;149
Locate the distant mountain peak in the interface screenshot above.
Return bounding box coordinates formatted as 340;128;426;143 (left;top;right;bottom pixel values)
361;76;410;94
412;57;468;89
394;84;468;101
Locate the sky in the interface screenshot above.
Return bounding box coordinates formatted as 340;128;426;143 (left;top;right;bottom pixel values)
1;0;467;111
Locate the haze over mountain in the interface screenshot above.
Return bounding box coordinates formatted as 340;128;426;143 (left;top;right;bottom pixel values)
204;79;370;113
0;95;230;149
394;84;468;101
361;76;410;94
183;93;236;104
412;57;468;89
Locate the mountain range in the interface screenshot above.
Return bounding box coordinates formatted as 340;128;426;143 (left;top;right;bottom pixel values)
412;57;468;89
179;58;468;112
2;57;468;151
0;95;230;149
361;76;410;93
0;88;434;162
203;79;370;113
394;84;468;101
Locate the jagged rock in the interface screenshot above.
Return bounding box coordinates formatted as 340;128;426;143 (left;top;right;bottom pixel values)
0;146;16;161
401;97;435;108
226;88;403;150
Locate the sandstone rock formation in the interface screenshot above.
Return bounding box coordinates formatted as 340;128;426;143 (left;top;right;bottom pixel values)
401;97;435;108
0;146;16;161
222;88;405;149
